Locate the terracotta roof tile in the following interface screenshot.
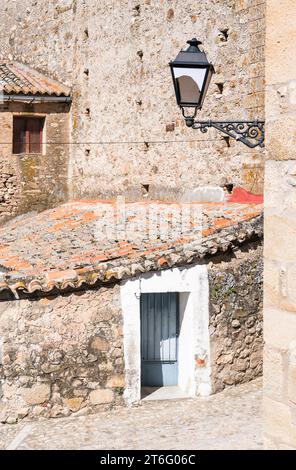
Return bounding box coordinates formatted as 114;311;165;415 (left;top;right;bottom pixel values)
0;200;263;295
0;61;71;97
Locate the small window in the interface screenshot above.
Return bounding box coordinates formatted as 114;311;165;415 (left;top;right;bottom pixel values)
13;116;44;154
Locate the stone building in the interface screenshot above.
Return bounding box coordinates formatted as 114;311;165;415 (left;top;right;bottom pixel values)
0;0;265;221
6;0;296;449
263;0;296;450
0;200;263;422
0;1;266;424
0;61;71;223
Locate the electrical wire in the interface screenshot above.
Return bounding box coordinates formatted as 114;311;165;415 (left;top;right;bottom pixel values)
0;138;221;145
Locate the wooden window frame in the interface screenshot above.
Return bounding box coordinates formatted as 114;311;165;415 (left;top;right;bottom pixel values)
13;115;45;155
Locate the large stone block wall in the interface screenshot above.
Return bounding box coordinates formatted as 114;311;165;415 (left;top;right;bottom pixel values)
0;285;124;423
0;0;265;203
0;102;70;223
209;241;263;392
264;0;296;449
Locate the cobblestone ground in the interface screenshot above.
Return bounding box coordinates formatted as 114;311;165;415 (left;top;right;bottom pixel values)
0;379;262;450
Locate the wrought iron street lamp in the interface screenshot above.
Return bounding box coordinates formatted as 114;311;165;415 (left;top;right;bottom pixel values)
170;38;265;148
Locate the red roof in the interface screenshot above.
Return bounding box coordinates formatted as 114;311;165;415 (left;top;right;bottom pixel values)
0;61;71;97
0;200;263;295
227;188;263;204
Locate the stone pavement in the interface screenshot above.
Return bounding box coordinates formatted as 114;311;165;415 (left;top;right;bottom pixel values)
0;379;262;450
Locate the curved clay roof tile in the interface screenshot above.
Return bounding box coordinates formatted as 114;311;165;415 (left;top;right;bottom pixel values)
0;61;71;97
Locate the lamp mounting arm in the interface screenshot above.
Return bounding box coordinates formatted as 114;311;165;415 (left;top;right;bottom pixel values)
185;117;265;149
171;37;265;149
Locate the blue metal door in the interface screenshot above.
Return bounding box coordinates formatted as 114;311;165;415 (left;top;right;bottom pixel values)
141;292;179;387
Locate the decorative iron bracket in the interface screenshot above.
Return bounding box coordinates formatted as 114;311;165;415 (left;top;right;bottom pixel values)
183;114;265;148
193;120;265;148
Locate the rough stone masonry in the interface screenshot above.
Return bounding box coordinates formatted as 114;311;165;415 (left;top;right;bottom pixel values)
0;286;125;423
0;101;70;224
0;245;263;423
0;201;263;423
0;0;265;425
0;0;265;218
209;241;263;393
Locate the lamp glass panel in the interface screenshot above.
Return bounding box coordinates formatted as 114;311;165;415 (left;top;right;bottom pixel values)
199;68;214;107
173;67;207;104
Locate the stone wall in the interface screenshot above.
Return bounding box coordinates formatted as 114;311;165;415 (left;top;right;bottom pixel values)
209;241;263;393
0;0;265;204
0;285;124;423
0;102;70;223
263;0;296;449
0;243;264;422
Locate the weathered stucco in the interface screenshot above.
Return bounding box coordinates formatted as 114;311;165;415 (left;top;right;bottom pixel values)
121;264;211;404
0;0;265;207
263;0;296;450
0;285;124;423
209;241;263;392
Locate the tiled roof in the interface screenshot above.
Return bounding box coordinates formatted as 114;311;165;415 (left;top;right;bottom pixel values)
0;200;263;296
0;61;71;97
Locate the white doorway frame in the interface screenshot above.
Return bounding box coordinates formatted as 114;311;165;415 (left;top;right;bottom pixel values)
120;264;211;405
